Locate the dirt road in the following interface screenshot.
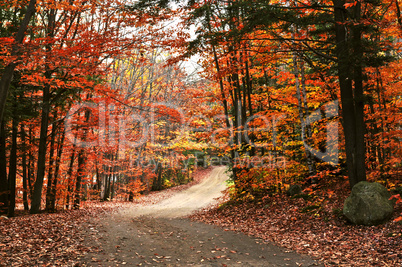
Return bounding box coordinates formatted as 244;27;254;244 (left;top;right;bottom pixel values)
82;167;321;266
122;166;228;218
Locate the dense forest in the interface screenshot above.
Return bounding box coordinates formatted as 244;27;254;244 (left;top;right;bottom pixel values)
0;0;401;221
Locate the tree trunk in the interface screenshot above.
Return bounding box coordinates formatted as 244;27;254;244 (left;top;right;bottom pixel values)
45;116;57;211
30;84;51;214
49;129;65;212
0;121;8;215
95;161;101;192
351;1;367;185
103;173;111;201
27;126;34;197
30;8;56;214
110;173;115;200
73;105;91;209
21;124;29;211
7;115;18;217
73;148;85;209
65;148;76;210
152;162;163;191
333;0;366;188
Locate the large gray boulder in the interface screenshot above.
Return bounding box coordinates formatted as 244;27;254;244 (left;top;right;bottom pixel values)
343;181;394;226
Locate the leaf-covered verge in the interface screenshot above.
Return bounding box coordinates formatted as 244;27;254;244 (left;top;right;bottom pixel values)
0;202;114;266
0;167;213;266
190;177;402;266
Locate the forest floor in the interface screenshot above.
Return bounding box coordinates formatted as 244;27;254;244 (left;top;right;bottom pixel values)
0;166;401;266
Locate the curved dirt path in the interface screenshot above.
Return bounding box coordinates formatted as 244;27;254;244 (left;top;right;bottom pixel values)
82;167;322;266
122;166;228;218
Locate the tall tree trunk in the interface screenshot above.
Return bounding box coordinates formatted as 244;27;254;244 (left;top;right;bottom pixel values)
7;115;18;217
95;160;101;192
244;50;255;156
21;124;29;211
73;104;91;209
30;9;56;214
103;171;111;201
110;173;115;200
45;116;57;211
30;84;51;214
65;147;76;210
27;126;34;197
152;162;163;191
0;121;8;215
73;148;85;209
333;0;366;188
50;128;65;212
374;68;387;168
351;1;366;184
